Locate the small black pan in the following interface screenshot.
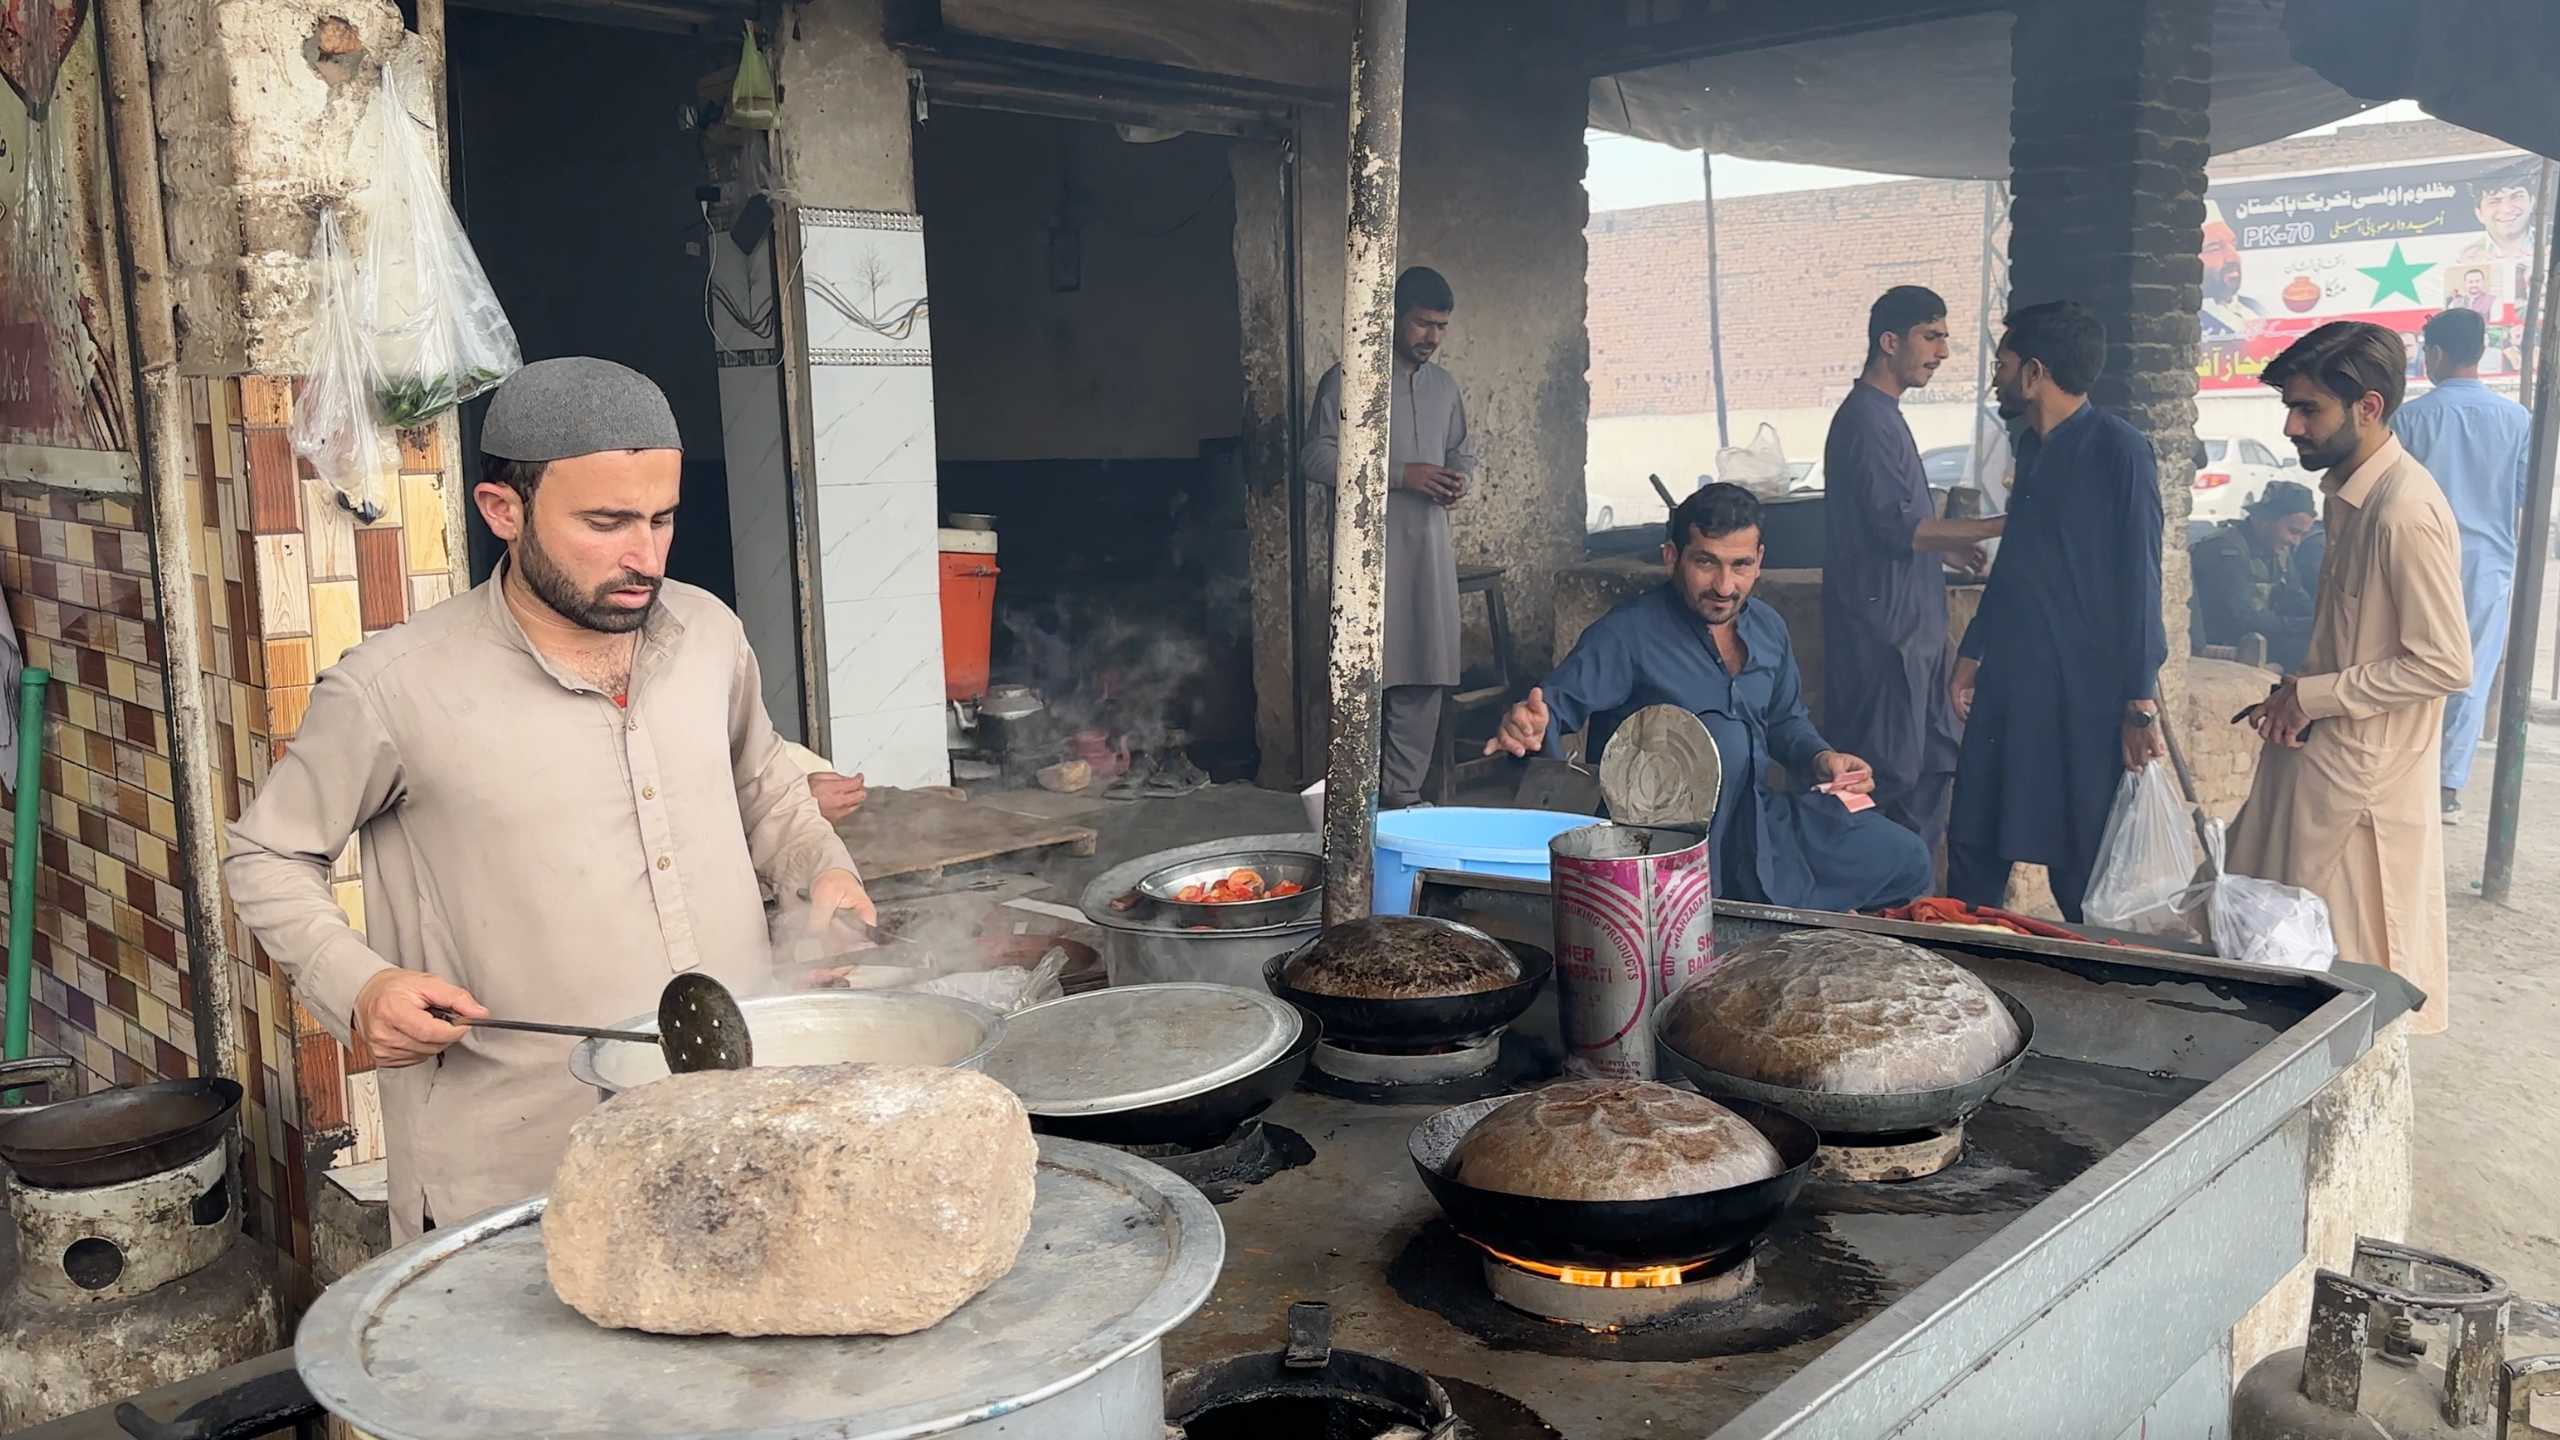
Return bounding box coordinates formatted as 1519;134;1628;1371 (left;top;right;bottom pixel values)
0;1077;244;1189
1408;1093;1820;1269
1654;989;2037;1137
1029;1011;1322;1149
1263;942;1553;1050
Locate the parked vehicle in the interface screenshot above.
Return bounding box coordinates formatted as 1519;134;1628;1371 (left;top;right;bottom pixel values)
2190;436;2293;522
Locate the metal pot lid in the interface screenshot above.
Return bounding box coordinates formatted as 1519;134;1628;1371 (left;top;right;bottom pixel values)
295;1137;1224;1440
979;983;1302;1117
1598;704;1723;826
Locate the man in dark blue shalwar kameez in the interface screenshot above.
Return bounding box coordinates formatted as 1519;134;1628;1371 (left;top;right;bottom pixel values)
1949;302;2168;922
1486;485;1932;912
1820;286;2011;863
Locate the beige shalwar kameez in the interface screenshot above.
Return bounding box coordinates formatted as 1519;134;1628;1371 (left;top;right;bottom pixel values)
2226;437;2470;1034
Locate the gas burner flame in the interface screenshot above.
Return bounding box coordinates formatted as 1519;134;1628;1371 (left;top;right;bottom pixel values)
1475;1243;1711;1290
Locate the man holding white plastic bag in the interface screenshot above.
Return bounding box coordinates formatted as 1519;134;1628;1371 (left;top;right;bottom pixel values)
2228;323;2470;1035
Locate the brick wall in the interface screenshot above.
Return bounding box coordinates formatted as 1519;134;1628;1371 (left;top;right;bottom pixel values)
1586;180;1995;421
1587;118;2517;426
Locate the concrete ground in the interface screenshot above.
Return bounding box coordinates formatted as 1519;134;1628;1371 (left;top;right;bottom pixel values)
2413;707;2560;1301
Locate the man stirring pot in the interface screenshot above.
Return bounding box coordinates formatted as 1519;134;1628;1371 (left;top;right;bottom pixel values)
227;359;874;1240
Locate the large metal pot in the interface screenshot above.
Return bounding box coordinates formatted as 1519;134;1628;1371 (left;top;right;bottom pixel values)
568;991;1005;1099
1079;834;1322;990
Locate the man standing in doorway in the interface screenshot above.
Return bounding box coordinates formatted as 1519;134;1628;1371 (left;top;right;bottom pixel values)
2390;306;2531;823
1948;302;2167;922
2229;322;2469;1035
1303;266;1479;809
1821;285;2006;863
226;358;873;1240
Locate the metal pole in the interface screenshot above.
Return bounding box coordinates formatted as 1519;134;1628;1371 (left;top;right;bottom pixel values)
98;0;239;1081
1318;0;1408;925
5;669;49;1064
1702;148;1730;451
2481;170;2560;904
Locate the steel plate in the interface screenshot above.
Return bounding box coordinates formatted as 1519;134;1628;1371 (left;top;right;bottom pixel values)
295;1138;1225;1440
1598;704;1723;826
980;983;1303;1117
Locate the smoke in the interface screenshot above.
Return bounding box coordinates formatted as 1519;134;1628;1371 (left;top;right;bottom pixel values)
995;576;1247;757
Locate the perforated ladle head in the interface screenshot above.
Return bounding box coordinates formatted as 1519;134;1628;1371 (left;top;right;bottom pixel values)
657;972;753;1073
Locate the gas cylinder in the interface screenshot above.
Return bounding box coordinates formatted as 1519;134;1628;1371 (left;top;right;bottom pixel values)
0;1059;282;1429
2229;1237;2552;1439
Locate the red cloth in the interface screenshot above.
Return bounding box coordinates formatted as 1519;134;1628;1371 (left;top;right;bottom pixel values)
1880;897;2088;943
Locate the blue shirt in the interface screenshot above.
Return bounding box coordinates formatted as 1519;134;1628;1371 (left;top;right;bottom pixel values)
1820;380;1961;797
2391;378;2531;577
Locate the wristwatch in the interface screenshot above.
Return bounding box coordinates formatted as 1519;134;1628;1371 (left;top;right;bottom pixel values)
2125;709;2157;729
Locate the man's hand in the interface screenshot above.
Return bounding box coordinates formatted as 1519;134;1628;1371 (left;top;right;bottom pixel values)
807;866;878;931
2252;679;2313;749
1482;687;1551;758
353;970;485;1069
1951;656;1981;724
808;770;867;824
1946;543;1992;579
1399;462;1468;507
2120;701;2167;771
1812;750;1876;796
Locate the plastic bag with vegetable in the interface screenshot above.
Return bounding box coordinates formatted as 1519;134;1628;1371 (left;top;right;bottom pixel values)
289;208;393;510
361;63;520;427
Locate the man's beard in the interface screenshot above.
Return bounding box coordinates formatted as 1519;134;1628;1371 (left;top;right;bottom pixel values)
2208;263;2243;300
2295;414;2364;473
1995;385;2024;420
516;524;659;634
1684;588;1743;624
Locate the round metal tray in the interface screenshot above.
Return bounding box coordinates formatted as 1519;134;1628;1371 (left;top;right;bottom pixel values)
295;1137;1224;1440
1078;834;1325;938
1136;849;1323;931
1652;988;2038;1136
980;983;1303;1118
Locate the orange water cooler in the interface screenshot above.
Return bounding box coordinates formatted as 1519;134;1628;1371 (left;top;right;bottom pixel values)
938;525;999;703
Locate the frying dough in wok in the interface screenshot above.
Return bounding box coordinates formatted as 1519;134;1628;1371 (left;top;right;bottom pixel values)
1281;916;1520;999
1664;930;2022;1094
1451;1080;1784;1201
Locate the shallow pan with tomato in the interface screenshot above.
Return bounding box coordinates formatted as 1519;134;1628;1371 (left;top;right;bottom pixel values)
1135;849;1324;931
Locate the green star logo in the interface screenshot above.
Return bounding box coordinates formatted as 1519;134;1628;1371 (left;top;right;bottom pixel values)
2358;243;2432;305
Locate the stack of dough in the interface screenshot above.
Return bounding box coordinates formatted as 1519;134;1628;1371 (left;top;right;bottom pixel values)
1451;1080;1784;1201
544;1064;1036;1337
1663;931;2022;1094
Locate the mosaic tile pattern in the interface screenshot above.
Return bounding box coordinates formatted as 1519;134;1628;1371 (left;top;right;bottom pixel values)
0;375;457;1287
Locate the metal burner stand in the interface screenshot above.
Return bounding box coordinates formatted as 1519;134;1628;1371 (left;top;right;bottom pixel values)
1811;1124;1967;1183
1481;1250;1759;1331
1310;1034;1501;1085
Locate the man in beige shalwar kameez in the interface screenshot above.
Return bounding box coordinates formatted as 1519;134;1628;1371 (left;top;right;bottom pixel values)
2228;322;2470;1034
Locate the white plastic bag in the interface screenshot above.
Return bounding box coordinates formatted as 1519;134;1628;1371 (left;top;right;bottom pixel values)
1716;422;1794;498
362;64;520;427
2195;821;2338;972
2081;761;2202;938
290;208;393;510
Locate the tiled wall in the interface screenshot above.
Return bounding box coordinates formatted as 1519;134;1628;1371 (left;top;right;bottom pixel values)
799;208;949;789
0;374;455;1296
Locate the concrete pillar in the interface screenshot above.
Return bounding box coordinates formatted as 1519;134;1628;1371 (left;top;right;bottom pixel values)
2006;0;2210;694
769;0;952;789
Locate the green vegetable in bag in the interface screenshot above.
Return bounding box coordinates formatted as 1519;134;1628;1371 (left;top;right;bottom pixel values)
729;22;777;130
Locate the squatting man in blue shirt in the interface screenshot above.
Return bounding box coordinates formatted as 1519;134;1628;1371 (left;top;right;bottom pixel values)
1483;484;1934;911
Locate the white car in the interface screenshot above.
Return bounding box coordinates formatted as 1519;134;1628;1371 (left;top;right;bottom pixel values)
2189;436;2295;522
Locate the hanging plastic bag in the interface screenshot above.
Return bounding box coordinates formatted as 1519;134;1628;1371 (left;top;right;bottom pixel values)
290;208;393;511
2081;761;2202;938
2192;821;2338;972
361;63;520;427
727;21;777;130
1715;422;1793;499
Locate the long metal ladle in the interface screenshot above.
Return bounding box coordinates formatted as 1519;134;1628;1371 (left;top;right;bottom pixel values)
431;972;753;1073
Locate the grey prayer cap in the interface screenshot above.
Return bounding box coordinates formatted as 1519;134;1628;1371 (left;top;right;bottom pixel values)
479;357;684;463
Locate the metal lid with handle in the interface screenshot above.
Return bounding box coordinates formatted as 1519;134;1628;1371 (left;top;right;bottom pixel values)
1597;704;1723;828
